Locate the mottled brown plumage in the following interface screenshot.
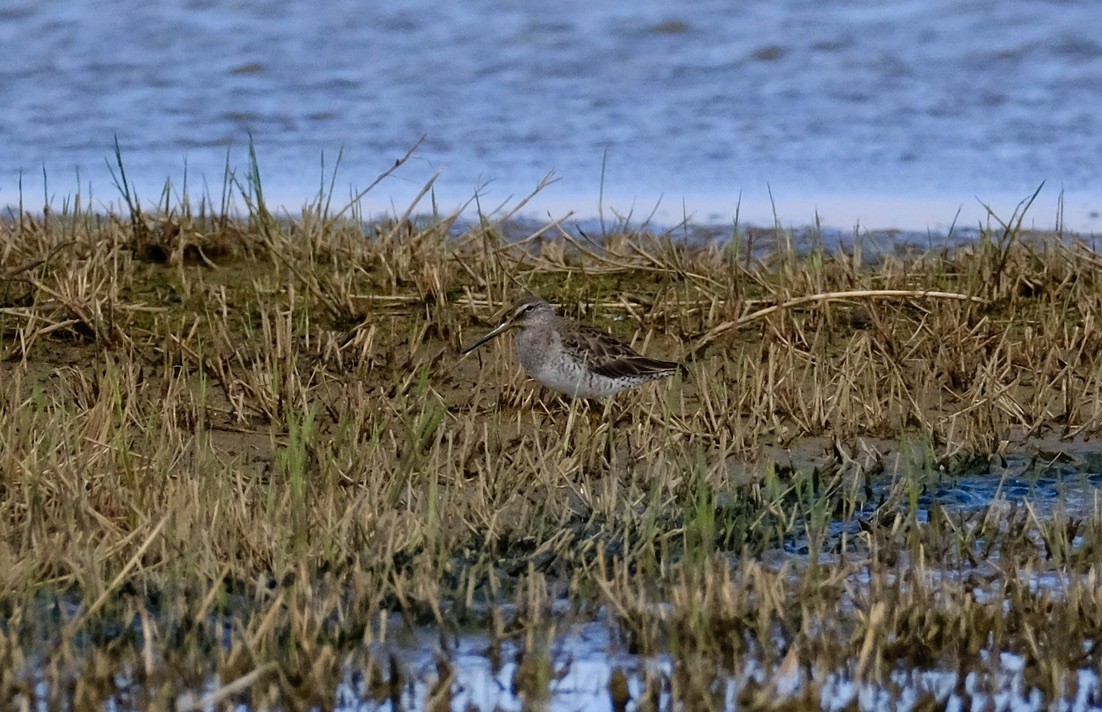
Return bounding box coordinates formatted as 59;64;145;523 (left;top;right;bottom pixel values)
461;296;682;398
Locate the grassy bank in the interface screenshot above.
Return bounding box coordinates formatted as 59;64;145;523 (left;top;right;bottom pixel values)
2;168;1102;708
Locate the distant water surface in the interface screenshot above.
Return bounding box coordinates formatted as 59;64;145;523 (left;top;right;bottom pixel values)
1;0;1100;230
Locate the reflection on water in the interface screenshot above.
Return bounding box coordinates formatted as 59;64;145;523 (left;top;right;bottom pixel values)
921;471;1102;517
360;457;1102;711
181;622;1097;711
40;462;1102;710
797;451;1102;557
1;1;1100;230
21;619;1101;710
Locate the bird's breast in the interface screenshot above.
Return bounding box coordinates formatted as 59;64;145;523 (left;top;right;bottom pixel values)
514;326;552;377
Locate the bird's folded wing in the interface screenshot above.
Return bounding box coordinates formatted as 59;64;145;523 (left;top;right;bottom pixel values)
591;356;681;379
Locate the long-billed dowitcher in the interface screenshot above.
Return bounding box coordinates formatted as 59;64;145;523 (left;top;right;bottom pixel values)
461;296;683;398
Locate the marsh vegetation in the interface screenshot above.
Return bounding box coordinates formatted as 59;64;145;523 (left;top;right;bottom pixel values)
2;161;1102;710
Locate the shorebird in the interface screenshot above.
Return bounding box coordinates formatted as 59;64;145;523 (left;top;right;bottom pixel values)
461;296;683;398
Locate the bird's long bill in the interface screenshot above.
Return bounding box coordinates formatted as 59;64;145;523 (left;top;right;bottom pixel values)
460;319;514;354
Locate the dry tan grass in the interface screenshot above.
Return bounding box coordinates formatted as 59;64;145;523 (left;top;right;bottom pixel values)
3;174;1102;708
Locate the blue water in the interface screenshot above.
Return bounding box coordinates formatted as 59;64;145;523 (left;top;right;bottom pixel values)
1;0;1100;231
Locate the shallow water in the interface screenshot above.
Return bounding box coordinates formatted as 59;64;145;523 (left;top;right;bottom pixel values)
797;453;1102;557
15;457;1102;710
362;460;1102;711
1;1;1100;230
63;613;1094;711
185;622;1098;711
392;639;1093;712
921;471;1102;518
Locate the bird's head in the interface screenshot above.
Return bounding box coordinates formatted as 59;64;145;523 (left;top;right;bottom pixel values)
461;296;553;354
